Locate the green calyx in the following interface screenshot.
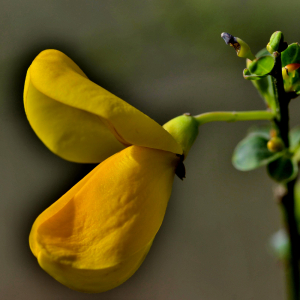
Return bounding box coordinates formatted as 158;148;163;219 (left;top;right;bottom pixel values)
235;37;256;61
267;31;287;54
163;114;199;159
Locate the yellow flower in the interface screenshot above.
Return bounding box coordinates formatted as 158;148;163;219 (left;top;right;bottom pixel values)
25;50;198;293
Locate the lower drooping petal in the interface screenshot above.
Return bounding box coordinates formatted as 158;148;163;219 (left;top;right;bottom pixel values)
29;146;179;293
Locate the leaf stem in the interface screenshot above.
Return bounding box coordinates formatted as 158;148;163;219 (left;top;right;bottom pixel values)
193;110;274;126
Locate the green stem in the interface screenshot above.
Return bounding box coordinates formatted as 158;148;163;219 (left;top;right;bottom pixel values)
271;52;290;147
282;180;300;300
271;51;300;300
193;110;274;126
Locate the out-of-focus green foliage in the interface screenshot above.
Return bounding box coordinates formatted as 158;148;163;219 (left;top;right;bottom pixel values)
295;180;300;224
233;125;299;183
267;155;298;183
289;126;300;163
269;229;290;261
232;132;282;171
289;126;300;149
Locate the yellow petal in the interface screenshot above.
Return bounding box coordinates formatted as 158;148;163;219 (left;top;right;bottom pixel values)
37;240;153;293
29;146;179;293
25;67;124;163
24;50;182;163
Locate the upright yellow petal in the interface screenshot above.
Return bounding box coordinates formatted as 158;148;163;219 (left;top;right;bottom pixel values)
25;67;124;163
24;50;182;163
29;146;179;293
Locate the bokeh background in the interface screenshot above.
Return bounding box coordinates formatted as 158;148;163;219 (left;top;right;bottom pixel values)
2;0;300;299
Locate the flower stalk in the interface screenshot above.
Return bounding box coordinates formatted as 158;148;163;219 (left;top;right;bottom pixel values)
194;110;274;126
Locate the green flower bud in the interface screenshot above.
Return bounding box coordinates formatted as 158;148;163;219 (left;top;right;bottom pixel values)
266;31;287;54
163;114;199;159
267;137;284;152
221;32;256;61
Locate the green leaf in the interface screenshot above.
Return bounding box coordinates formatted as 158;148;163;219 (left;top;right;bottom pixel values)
295;85;300;95
290;68;300;85
248;56;275;75
281;43;300;66
289;126;300;162
267;155;298;183
256;48;272;58
232;133;281;171
244;56;275;80
289;126;300;148
246;49;277;112
296;87;300;95
251;75;276;112
281;44;300;95
243;68;262;80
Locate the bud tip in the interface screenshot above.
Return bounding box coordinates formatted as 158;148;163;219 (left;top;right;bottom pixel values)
221;32;237;45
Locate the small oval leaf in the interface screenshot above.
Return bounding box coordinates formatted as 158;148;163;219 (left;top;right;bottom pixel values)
248;56;275;76
232;133;281;171
267;155;298;183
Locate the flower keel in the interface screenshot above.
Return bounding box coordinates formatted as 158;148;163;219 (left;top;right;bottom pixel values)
29;146;180;293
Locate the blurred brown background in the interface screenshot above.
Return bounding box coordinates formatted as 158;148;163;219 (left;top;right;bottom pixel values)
1;0;300;299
